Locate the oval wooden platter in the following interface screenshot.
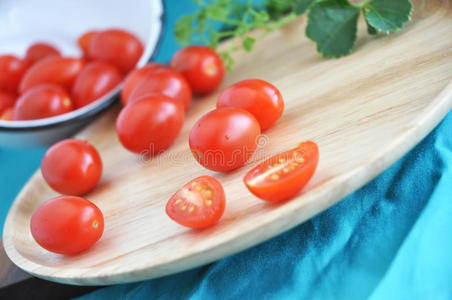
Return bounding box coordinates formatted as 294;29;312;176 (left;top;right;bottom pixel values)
4;0;452;285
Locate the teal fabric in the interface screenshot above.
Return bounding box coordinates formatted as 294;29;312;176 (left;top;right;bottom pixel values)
1;1;451;299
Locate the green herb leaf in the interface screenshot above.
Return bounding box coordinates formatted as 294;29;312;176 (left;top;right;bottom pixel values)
306;0;360;58
365;0;413;34
293;0;316;15
243;36;256;52
366;19;378;35
266;0;293;20
174;16;194;45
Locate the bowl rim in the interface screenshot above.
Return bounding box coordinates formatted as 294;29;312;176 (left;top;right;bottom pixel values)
0;0;166;132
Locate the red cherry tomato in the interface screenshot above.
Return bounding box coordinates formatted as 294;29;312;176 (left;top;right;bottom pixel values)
166;176;225;229
72;61;122;108
41;138;103;195
120;63;169;105
189;108;261;172
0;107;14;121
170;45;225;94
30;195;104;255
217;79;284;130
77;31;99;58
127;68;192;110
25;42;60;65
116;95;185;155
19;56;85;94
88;29;143;73
244;141;319;202
0;92;16;115
14;84;73;120
0;55;29;94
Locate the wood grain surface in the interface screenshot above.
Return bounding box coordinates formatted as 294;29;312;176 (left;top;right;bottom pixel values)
3;0;452;286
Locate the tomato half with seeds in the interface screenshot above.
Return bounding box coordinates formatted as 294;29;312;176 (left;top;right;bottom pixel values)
19;56;85;94
166;176;225;229
14;84;73;120
30;195;104;255
244;141;319;202
0;55;29;94
25;42;60;65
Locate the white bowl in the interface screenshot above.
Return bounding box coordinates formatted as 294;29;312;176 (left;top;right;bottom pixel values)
0;0;164;148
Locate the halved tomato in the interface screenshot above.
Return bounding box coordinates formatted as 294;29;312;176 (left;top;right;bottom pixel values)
166;176;225;229
244;141;319;202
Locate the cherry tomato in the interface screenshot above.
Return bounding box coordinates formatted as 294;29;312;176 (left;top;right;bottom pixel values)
166;176;225;229
77;31;99;58
25;42;60;65
14;84;73;120
0;55;29;94
120;63;169;105
217;79;284;130
41;138;102;195
127;68;192;110
170;45;225;94
19;56;85;94
30;195;104;255
0;107;14;121
88;29;143;73
116;95;185;155
244;141;319;202
0;92;16;115
72;61;122;108
189;108;261;172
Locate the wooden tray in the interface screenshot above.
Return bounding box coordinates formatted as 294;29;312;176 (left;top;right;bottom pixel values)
4;0;452;285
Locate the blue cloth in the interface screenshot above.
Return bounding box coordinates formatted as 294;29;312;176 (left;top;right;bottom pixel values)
1;1;451;299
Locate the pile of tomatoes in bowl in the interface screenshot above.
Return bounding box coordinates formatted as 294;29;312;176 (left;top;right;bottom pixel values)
28;43;320;256
0;28;143;121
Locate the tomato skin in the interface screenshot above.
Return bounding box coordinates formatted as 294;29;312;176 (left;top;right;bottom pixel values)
189;108;261;172
72;61;122;108
77;31;99;58
14;84;73;120
127;68;192;110
0;92;16;115
166;176;225;229
19;56;85;94
116;95;185;155
217;79;284;130
244;141;319;202
120;63;169;105
88;29;143;73
41;139;103;195
0;107;14;121
170;46;225;94
0;55;29;94
30;196;104;255
25;42;60;65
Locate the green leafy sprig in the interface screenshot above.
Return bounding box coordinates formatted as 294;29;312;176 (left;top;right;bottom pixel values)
175;0;413;70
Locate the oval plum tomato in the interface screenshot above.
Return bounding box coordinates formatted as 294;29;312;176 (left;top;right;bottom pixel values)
170;45;225;94
77;31;99;58
30;195;104;255
41;138;103;195
244;141;319;202
88;29;143;73
19;56;85;94
166;176;225;229
127;68;192;110
25;42;60;65
189;108;261;172
120;63;169;105
0;92;16;115
0;55;29;94
116;95;185;155
14;84;73;120
217;79;284;130
72;61;122;108
0;107;14;121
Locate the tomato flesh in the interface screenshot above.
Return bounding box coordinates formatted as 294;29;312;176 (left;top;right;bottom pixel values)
30;196;104;255
25;43;60;65
166;176;225;229
41;139;103;195
244;141;319;202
